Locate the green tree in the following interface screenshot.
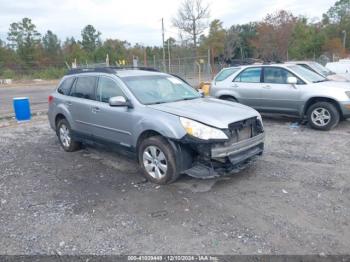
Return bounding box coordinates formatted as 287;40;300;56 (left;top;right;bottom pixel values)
62;37;88;65
7;17;41;65
94;39;130;64
81;25;101;53
289;18;326;59
42;30;61;57
323;0;350;51
326;0;350;23
201;19;226;61
224;23;257;61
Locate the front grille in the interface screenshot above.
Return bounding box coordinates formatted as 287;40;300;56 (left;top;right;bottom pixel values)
224;117;263;146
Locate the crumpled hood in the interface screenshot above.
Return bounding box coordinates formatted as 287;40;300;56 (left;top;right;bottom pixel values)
147;97;260;129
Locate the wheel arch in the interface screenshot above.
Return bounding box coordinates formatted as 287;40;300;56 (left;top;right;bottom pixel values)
136;130;163;153
304;97;343;118
135;129;193;172
219;94;238;101
55;113;67;129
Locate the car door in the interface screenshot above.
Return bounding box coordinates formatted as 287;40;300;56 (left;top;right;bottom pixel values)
232;67;263;108
259;67;301;114
88;76;134;147
68;76;97;137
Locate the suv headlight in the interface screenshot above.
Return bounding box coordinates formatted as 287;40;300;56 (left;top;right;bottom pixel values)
180;117;228;140
346;91;350;99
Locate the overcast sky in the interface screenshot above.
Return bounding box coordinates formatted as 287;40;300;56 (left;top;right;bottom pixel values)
0;0;336;46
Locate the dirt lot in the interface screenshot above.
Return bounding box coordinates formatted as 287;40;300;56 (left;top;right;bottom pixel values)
0;115;349;255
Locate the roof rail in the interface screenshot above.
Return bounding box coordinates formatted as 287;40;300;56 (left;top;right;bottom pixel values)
66;66;160;75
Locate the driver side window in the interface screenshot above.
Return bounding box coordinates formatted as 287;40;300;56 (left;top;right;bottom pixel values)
263;67;303;84
96;77;125;103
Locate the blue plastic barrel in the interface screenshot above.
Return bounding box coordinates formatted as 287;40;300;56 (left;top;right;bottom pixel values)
13;97;31;121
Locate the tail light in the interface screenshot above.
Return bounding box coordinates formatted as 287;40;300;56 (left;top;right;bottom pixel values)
48;95;53;103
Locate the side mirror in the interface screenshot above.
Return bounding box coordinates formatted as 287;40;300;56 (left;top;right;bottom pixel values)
198;89;205;97
287;76;298;85
109;96;131;107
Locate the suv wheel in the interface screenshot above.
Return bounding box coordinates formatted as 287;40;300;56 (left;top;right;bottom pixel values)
138;136;180;184
57;119;81;152
307;102;340;131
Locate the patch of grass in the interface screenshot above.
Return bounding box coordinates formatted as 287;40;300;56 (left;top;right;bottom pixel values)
0;68;16;79
31;67;67;79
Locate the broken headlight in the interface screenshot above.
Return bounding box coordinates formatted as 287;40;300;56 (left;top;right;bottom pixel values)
180;117;228;140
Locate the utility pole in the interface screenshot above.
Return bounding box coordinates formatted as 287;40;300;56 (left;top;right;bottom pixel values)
167;38;171;73
143;47;147;66
162;18;166;72
342;30;347;50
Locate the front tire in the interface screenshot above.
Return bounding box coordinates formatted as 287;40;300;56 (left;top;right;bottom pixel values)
138;136;180;184
307;102;340;131
56;119;81;152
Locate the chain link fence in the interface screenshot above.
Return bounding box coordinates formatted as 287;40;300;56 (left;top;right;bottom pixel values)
137;56;224;87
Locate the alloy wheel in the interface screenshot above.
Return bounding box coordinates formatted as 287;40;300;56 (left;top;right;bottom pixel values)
142;146;168;179
311;107;331;127
59;124;71;148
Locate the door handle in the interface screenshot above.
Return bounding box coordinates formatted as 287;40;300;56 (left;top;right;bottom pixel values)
232;84;239;88
91;106;100;113
65;101;72;106
262;85;271;89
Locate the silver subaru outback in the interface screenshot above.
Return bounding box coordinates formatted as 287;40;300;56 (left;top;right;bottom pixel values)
48;67;264;184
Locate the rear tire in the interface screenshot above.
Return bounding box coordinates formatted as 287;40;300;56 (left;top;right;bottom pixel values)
138;136;180;184
306;102;340;131
56;119;81;152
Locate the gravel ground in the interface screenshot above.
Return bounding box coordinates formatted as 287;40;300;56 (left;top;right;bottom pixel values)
0;115;349;255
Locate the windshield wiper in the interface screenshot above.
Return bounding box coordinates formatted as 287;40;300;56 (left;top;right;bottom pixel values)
313;79;327;83
146;101;168;105
171;97;200;102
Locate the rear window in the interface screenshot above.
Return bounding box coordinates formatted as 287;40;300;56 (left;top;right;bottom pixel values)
57;77;75;95
71;76;97;100
215;68;239;81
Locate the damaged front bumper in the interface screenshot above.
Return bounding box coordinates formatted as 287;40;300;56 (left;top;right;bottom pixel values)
184;133;264;179
175;120;265;178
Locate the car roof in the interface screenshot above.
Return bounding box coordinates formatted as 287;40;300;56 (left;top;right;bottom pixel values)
228;64;293;69
65;67;166;78
115;69;168;77
286;61;317;65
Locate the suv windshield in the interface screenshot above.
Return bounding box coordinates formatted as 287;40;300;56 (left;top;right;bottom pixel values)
122;75;201;105
215;68;240;81
288;65;327;83
310;62;334;76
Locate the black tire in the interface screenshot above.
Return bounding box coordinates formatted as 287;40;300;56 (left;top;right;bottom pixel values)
138;136;180;184
306;102;340;131
221;96;237;103
56;119;81;152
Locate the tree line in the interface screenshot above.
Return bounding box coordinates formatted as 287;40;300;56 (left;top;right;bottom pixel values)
0;0;349;79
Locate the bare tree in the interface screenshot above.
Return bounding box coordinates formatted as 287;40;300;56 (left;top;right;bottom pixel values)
172;0;210;57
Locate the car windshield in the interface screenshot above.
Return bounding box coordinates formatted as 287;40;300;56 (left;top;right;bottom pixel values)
122;75;201;105
215;67;240;81
310;62;334;76
288;65;327;83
